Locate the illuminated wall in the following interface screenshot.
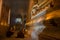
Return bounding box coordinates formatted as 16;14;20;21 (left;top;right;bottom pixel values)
0;0;2;21
1;0;9;26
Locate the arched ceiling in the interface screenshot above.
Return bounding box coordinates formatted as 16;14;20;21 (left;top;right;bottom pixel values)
3;0;30;12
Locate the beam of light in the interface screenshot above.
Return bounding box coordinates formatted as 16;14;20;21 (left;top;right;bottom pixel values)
31;25;45;40
30;17;45;40
25;16;45;40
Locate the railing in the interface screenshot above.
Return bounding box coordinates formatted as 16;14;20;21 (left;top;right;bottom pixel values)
31;0;53;19
26;0;53;25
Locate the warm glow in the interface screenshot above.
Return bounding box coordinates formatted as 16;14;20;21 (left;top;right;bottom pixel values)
45;15;53;20
0;21;8;26
1;22;4;25
4;22;7;26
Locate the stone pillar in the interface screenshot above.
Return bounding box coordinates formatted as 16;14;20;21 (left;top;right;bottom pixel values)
27;0;35;22
1;0;9;26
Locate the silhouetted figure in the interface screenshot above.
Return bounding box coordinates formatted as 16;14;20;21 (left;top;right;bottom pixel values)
17;30;24;38
6;26;15;37
6;30;14;37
